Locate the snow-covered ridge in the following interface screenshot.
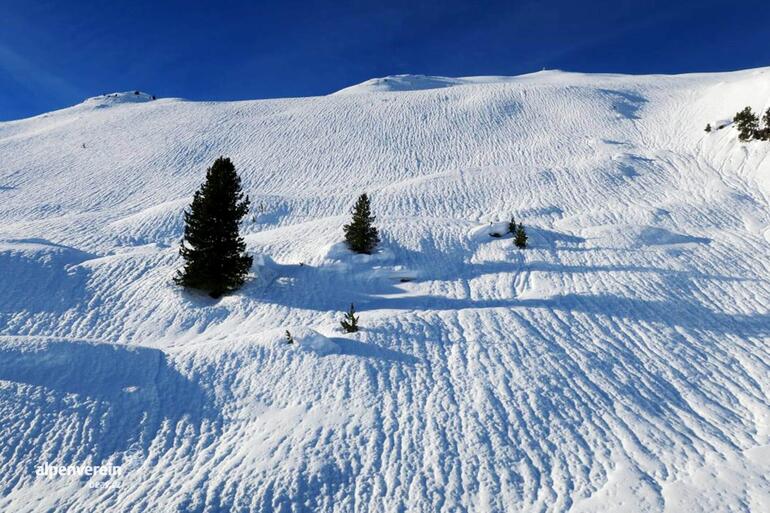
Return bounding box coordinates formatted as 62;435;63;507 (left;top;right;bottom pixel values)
1;67;769;512
331;71;561;94
332;67;770;95
332;74;468;94
81;90;157;107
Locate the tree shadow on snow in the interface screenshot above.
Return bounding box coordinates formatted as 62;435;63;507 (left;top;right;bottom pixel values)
352;292;770;338
329;336;419;364
466;260;750;284
262;263;770;337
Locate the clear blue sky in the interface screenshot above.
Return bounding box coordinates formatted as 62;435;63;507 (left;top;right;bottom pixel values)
1;0;769;121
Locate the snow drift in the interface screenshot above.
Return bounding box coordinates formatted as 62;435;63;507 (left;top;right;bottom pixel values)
0;67;769;512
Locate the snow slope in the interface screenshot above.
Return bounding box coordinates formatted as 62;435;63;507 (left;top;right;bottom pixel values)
1;69;770;512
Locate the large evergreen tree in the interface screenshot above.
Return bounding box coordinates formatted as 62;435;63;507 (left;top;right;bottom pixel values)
174;157;253;298
343;193;380;254
734;107;759;142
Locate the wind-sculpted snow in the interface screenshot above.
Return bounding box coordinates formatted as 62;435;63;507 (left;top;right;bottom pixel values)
0;68;769;512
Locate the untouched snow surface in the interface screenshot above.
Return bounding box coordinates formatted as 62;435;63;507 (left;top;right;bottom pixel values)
1;68;770;512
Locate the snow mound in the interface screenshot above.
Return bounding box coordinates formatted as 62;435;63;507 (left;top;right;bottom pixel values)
469;221;512;239
292;327;340;356
249;253;278;286
317;241;395;269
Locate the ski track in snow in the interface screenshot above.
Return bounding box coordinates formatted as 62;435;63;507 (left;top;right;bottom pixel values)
0;70;769;512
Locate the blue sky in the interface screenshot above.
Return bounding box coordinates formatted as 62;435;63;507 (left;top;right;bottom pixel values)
1;0;769;121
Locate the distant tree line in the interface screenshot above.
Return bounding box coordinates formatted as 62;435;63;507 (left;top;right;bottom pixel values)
723;106;770;142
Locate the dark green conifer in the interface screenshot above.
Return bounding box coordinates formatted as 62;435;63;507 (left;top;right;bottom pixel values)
759;108;770;141
340;303;359;333
514;224;528;249
343;193;380;254
174;157;252;298
734;107;759;142
508;216;517;234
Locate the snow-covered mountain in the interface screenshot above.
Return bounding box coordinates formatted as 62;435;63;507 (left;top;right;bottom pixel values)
1;68;769;512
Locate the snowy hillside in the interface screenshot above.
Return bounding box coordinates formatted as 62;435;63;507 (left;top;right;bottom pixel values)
1;68;770;512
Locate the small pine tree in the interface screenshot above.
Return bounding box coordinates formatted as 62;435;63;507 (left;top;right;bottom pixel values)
285;330;294;344
759;108;770;141
508;216;517;234
174;157;253;298
514;224;528;249
340;303;359;333
734;107;759;142
343;193;380;254
704;123;711;133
